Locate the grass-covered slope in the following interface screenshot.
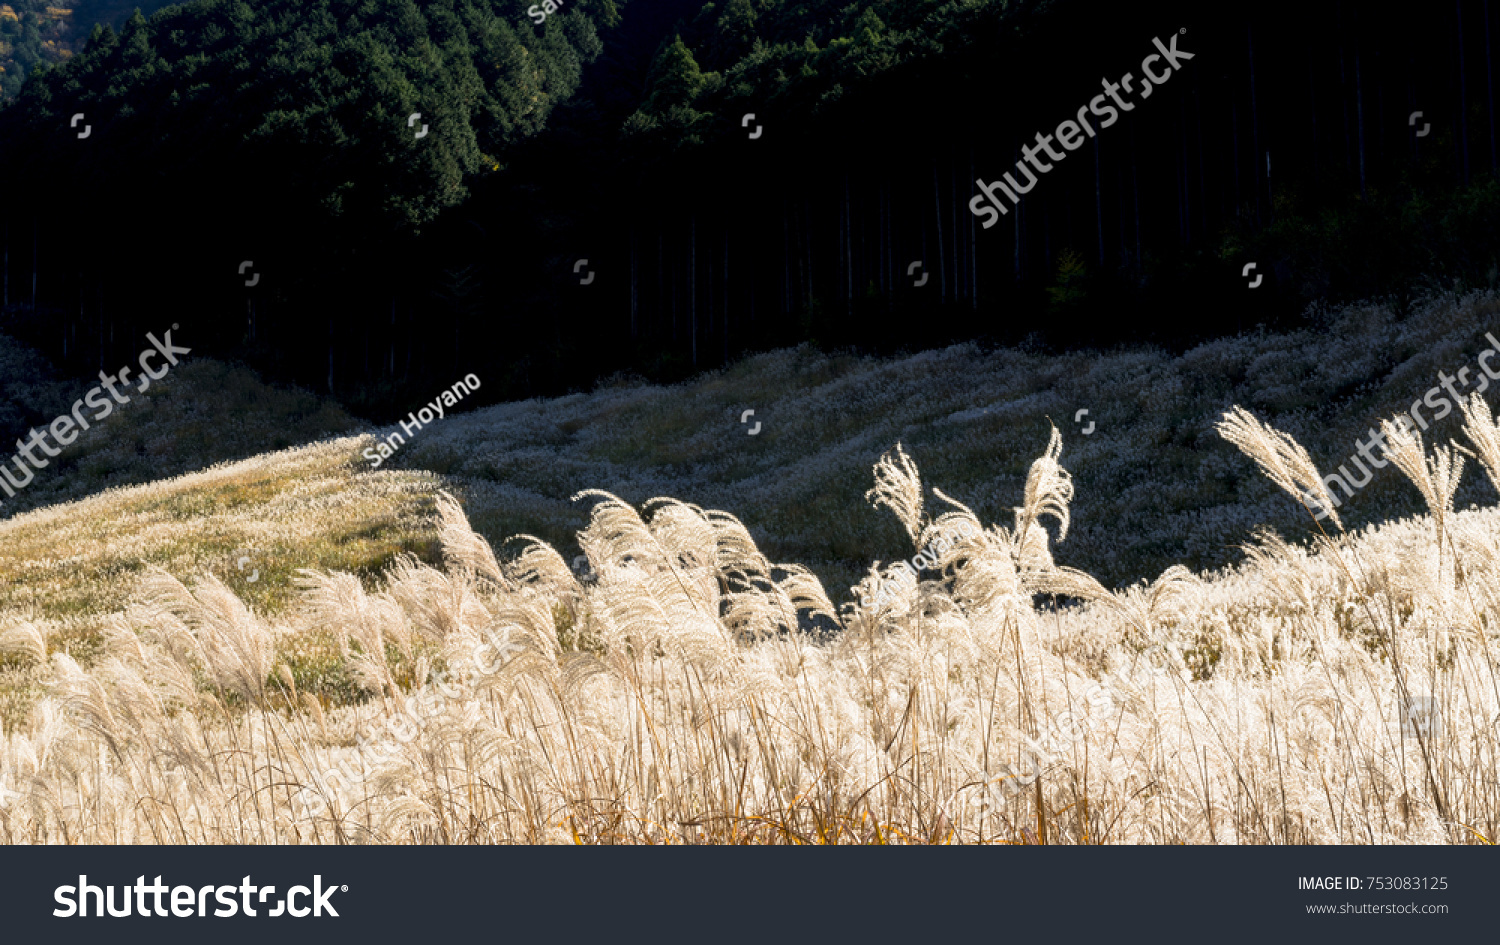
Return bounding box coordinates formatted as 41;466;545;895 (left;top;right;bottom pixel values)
0;352;360;519
5;286;1500;719
4;290;1500;843
4;410;1500;843
398;288;1500;596
5;287;1500;631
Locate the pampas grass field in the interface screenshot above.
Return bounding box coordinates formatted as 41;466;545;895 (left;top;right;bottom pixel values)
2;400;1500;843
4;290;1500;843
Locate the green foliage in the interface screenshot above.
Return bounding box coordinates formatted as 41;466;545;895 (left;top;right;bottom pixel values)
0;0;623;234
1046;248;1088;312
0;0;177;98
644;34;707;113
622;0;1031;151
1227;168;1500;308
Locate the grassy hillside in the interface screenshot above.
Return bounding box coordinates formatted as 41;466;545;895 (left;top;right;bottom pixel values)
2;289;1500;842
6;286;1500;656
2;403;1498;842
393;288;1500;597
0;348;360;518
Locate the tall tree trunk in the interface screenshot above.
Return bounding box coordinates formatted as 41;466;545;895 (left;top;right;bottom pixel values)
921;225;928;293
1180;96;1191;243
389;298;395;377
31;218;37;310
859;178;868;301
1093;133;1105;265
1487;0;1497;170
1232;101;1242;216
1196;78;1208;237
690;214;697;368
723;232;730;363
749;240;757;330
1117;161;1127;262
791;202;802;314
1409;50;1420;164
1043;199;1051;270
1356;25;1367;197
1014;145;1023;281
1132;125;1143;270
951;161;961;302
1014;180;1022;281
1309;42;1319;186
805;198;813;310
1338;0;1352;172
886;184;894;299
786;199;798;315
1378;53;1387;168
1249;24;1264;225
970;150;979;309
836;184;845;308
933;165;947;303
1460;0;1472;183
3;218;8;308
844;175;854;306
630;228;638;339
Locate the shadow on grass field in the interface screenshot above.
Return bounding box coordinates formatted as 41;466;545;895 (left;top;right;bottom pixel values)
7;287;1500;731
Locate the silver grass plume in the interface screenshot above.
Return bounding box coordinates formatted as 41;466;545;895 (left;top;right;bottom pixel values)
295;569;409;699
1015;423;1073;554
707;508;836;639
1378;416;1464;602
1378;416;1464;543
924;489;1021;618
1216;406;1343;530
866;443;924;546
434;491;512;591
0;621;46;665
1460;392;1500;495
383;554;490;644
49;653;122;759
136;570;278;709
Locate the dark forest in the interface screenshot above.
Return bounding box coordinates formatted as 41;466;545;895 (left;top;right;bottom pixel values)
1;0;1498;418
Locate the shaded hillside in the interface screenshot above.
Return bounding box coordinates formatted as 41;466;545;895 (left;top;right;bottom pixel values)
0;0;176;97
0;329;359;519
5;338;1500;842
391;289;1500;594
